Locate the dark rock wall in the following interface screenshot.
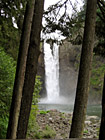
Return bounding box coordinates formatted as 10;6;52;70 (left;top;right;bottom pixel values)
37;51;46;97
59;39;81;102
59;39;102;104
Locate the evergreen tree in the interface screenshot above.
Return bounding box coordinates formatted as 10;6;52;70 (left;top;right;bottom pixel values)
0;0;26;60
69;0;97;138
17;0;44;138
6;0;35;139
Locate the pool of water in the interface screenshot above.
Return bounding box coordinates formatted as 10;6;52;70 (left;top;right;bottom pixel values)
38;103;102;117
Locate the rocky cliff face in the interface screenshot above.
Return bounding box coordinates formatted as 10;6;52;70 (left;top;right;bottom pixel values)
37;51;46;97
59;39;103;104
59;39;81;103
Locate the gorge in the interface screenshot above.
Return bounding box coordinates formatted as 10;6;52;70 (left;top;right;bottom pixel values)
38;39;103;107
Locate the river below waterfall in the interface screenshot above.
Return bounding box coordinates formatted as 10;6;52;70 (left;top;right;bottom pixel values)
38;103;102;117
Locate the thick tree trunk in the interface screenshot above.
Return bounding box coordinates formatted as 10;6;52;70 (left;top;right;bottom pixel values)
16;0;44;138
99;74;105;140
69;0;97;138
6;1;35;139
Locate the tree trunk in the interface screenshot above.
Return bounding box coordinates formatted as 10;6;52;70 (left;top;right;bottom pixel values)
99;74;105;140
6;1;35;139
69;0;97;138
16;0;44;138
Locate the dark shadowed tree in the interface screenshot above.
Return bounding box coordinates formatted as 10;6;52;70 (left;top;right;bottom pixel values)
99;74;105;140
94;0;105;57
6;0;35;139
69;0;97;138
16;0;44;138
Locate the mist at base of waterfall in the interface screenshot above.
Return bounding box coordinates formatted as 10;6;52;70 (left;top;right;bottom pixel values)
38;102;101;117
39;95;75;105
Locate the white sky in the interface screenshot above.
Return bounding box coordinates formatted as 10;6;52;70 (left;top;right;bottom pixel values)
44;0;83;10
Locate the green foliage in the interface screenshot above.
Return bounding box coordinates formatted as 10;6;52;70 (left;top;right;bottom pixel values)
60;113;66;119
41;125;56;138
27;75;42;138
0;0;27;60
33;125;56;139
0;47;16;138
0;19;20;60
34;131;42;139
27;109;56;139
93;4;105;57
0;117;8;138
96;127;100;137
0;47;16;116
83;130;88;134
90;56;105;95
39;110;50;115
74;49;105;98
0;1;42;138
27;105;39;138
0;49;42;138
43;0;85;42
32;76;42;105
44;0;105;55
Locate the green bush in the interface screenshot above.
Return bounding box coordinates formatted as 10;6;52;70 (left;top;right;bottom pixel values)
90;56;105;95
33;125;56;139
83;130;88;134
42;125;56;138
27;105;40;138
27;76;42;138
0;117;8;138
39;110;50;115
32;75;42;105
0;47;16;138
0;48;42;138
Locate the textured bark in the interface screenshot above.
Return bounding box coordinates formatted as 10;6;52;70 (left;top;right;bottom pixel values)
6;139;98;140
17;0;44;138
6;1;35;139
99;75;105;140
69;0;97;138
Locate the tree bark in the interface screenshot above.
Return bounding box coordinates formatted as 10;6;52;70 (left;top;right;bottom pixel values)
99;74;105;140
6;0;35;139
69;0;97;138
16;0;44;138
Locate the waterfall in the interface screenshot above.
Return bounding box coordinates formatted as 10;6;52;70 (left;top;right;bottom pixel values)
44;42;60;103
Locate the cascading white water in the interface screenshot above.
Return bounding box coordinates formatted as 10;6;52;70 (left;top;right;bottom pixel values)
44;42;60;103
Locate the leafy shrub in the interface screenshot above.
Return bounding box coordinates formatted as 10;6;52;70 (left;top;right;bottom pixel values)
0;48;42;138
32;75;42;105
27;76;42;138
0;117;8;138
90;56;105;96
42;125;56;138
33;125;56;139
39;110;50;115
27;105;40;138
83;130;88;134
0;47;16;138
